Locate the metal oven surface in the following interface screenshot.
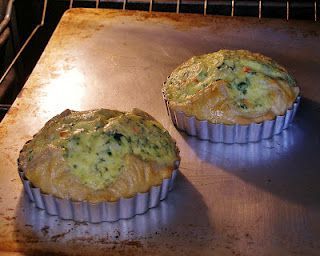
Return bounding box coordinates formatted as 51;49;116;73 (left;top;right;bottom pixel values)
0;8;319;255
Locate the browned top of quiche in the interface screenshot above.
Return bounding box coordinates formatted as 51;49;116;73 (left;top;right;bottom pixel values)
18;108;180;202
163;49;299;125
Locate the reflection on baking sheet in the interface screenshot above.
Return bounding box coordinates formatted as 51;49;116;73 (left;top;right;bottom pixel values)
13;194;175;253
183;123;304;168
19;197;172;237
181;107;320;206
40;68;85;111
13;173;215;255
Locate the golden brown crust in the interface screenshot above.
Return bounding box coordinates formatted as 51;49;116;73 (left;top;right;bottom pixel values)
163;49;299;125
19;151;174;202
18;109;180;203
170;80;296;124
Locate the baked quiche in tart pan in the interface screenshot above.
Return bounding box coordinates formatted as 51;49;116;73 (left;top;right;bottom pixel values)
18;108;180;222
162;49;300;143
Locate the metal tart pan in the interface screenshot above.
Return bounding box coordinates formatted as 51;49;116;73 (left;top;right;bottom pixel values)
18;166;179;223
163;93;300;143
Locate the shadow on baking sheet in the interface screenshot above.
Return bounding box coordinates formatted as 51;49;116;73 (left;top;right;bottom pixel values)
13;173;215;256
181;97;320;207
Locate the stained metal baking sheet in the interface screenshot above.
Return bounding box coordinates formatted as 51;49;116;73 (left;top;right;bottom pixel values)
0;8;319;255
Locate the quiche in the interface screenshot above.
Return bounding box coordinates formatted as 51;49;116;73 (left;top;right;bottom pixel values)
18;108;180;203
163;49;299;125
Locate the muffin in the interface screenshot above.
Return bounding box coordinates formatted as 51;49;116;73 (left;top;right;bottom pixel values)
162;49;300;143
18;108;180;222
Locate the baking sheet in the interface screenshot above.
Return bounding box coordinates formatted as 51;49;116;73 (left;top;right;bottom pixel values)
0;8;319;255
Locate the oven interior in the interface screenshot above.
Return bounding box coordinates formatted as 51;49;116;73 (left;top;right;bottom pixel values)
0;0;318;121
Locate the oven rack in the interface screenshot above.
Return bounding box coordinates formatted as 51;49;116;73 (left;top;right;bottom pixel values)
68;0;318;21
